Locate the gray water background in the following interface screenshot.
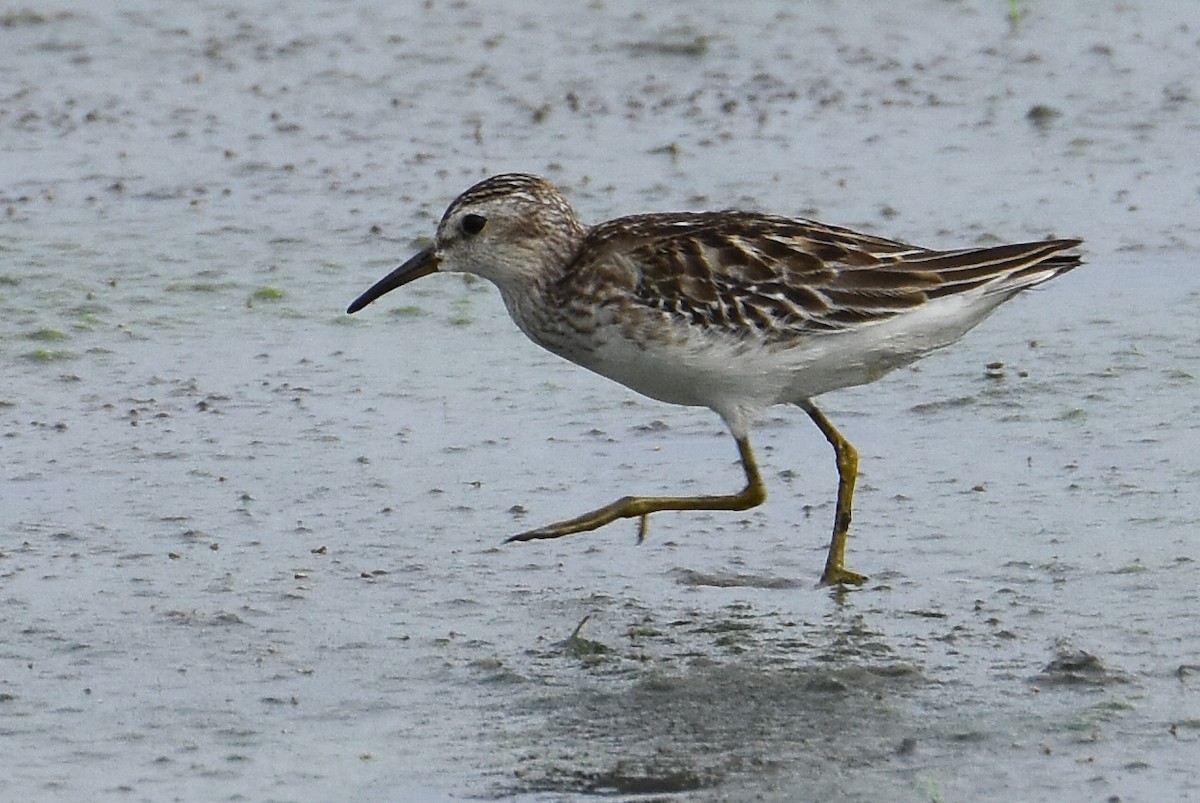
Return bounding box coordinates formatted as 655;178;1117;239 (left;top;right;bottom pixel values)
2;1;1199;801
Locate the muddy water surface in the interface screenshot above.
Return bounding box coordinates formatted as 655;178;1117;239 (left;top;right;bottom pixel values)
2;2;1199;801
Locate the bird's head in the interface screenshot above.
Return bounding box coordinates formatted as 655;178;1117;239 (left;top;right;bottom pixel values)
347;173;585;314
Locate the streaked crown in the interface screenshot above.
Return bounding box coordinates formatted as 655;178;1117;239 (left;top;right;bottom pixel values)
433;173;587;287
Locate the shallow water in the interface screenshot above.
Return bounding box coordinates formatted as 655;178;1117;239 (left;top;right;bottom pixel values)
3;1;1199;801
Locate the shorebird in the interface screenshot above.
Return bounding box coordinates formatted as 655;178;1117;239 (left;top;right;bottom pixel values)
348;173;1082;585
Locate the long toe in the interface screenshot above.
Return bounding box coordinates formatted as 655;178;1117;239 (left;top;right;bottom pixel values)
820;566;868;587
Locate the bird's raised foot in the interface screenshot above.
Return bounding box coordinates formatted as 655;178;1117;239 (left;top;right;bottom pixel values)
502;497;641;543
504;511;652;545
504;525;566;543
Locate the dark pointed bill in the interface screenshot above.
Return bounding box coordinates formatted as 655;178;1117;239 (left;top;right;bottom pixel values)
346;246;440;314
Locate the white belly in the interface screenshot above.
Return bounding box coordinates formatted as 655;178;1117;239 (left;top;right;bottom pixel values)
509;287;1009;435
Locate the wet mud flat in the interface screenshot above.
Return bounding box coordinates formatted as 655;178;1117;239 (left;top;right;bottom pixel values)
457;545;1195;802
3;1;1200;801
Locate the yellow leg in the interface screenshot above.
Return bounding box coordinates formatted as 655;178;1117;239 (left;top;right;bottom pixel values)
506;436;767;544
798;400;867;587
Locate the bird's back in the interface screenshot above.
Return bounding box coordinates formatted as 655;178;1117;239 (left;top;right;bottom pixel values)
558;211;1080;339
532;212;1081;419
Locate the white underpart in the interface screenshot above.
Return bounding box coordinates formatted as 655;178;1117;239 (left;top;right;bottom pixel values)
558;285;1020;439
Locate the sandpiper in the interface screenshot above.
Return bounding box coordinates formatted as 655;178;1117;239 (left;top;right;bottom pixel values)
348;173;1082;586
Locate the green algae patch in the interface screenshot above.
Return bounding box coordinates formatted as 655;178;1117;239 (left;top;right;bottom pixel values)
167;281;238;293
24;348;77;362
389;305;425;318
27;327;69;341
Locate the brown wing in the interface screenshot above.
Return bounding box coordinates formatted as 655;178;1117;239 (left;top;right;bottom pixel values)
573;211;1081;337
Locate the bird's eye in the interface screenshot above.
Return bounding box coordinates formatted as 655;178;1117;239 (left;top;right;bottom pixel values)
461;213;487;236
